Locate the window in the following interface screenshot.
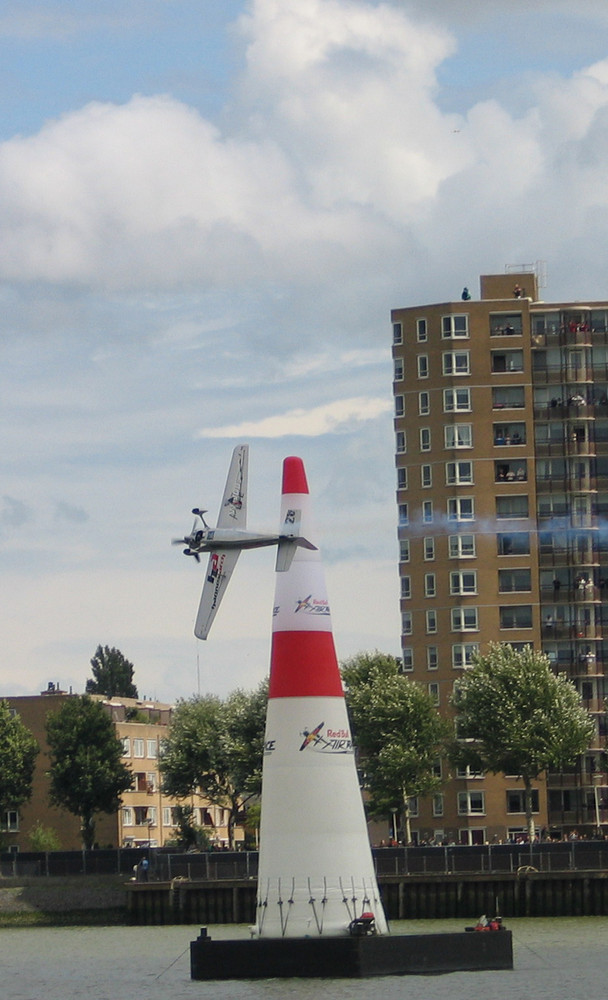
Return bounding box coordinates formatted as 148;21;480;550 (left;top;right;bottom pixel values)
444;387;471;412
452;643;479;668
420;427;431;451
445;424;472;448
401;648;413;671
490;313;523;336
500;605;533;629
402;611;412;635
446;461;473;485
458;791;485;815
133;739;144;758
394;358;404;381
122;807;134;827
426;610;438;633
396;430;406;453
507;790;539;814
401;576;411;599
397;467;408;490
163;807;176;827
418;391;430;415
424;573;436;597
147;740;158;759
432;793;444;817
496;495;529;518
423;536;435;560
495;460;527;482
416;318;428;342
448;534;476;558
499;569;532;593
121;737;131;757
407;795;419;817
493;422;526;445
395;395;404;417
417;354;429;378
421;464;432;487
427;646;438;670
442;351;470;375
1;810;19;832
447;497;474;521
398;503;409;525
428;682;440;706
393;322;403;344
491;350;523;373
422;500;433;523
497;532;530;555
457;765;483;778
133;771;149;792
442;315;469;338
451;607;479;631
450;571;477;595
134;806;157;827
399;539;410;562
492;386;525;408
146;772;157;792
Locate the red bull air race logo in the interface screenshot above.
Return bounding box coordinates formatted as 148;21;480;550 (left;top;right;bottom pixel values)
293;594;330;616
298;721;352;754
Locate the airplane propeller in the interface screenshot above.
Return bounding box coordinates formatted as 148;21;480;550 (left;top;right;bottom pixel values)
171;538;201;561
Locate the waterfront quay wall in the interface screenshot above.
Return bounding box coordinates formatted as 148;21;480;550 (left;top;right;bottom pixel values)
126;870;608;925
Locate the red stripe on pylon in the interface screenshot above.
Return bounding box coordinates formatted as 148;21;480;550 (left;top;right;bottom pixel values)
269;631;344;698
282;457;309;496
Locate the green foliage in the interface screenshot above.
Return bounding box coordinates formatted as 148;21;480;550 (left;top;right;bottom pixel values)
85;645;138;699
450;643;595;840
160;680;267;848
163;805;212;851
342;652;450;840
46;696;133;849
0;699;38;816
28;821;61;852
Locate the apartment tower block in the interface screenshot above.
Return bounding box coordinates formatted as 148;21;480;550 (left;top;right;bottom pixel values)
391;269;608;843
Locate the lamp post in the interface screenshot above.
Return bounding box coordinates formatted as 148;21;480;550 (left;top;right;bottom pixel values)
390;808;398;845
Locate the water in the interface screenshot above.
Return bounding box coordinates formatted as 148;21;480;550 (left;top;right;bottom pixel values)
2;919;608;1000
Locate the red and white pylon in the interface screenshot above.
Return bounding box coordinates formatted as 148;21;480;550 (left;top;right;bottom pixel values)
254;457;388;938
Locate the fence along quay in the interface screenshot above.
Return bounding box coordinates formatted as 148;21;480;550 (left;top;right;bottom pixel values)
123;841;608;924
4;843;608;923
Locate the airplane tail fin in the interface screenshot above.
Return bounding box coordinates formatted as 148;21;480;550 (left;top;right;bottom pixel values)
276;535;317;572
276;506;317;571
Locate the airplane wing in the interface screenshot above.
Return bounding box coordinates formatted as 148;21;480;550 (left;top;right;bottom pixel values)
217;444;248;529
194;548;241;640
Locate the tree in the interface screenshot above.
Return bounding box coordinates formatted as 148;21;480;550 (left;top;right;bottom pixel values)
450;643;595;842
85;645;138;699
28;821;61;852
46;696;133;848
160;680;267;848
342;652;450;843
0;700;38;828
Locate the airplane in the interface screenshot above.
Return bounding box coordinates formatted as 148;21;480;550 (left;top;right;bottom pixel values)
173;444;316;639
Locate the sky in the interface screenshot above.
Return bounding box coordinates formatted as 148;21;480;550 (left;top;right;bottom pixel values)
3;0;608;703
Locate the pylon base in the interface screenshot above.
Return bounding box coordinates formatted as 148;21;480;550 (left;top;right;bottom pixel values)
190;927;513;979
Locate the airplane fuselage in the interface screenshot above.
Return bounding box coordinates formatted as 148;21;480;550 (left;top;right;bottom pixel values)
185;528;282;553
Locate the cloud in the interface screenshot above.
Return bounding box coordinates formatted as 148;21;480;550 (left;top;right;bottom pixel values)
196;396;393;439
6;0;608;701
1;495;33;527
54;501;89;524
0;0;607;306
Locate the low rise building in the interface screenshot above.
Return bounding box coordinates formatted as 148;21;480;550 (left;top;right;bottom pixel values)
3;687;243;851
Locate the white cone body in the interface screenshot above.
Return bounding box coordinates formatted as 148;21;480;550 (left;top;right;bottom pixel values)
255;457;388;938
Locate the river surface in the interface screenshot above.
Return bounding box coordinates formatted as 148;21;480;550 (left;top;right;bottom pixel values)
2;918;607;1000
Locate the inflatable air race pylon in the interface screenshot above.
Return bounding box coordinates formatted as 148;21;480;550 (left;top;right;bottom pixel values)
254;456;388;938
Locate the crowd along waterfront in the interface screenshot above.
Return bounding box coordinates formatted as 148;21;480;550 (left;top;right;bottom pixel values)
2;919;608;1000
